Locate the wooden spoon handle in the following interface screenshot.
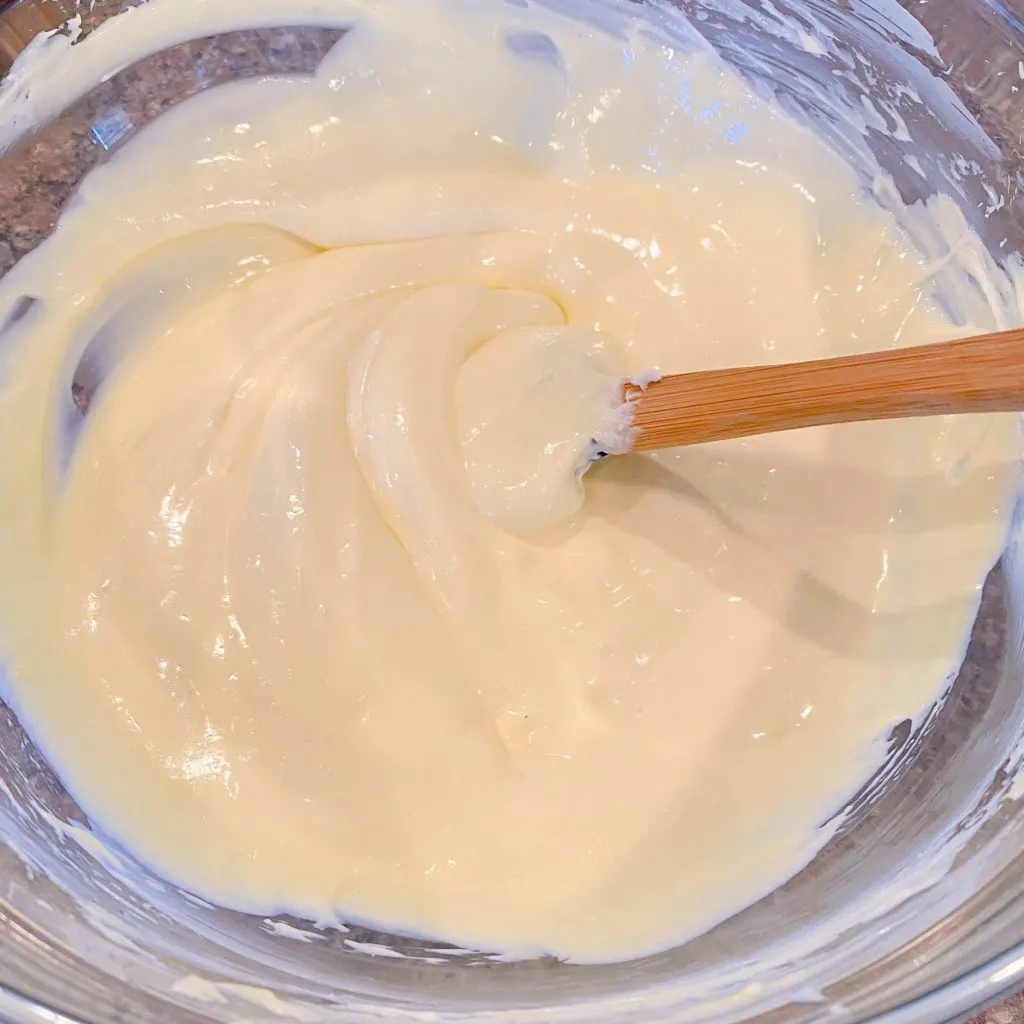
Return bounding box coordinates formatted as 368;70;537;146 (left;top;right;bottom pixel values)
626;326;1024;452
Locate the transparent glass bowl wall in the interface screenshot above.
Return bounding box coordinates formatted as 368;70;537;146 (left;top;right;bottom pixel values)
1;1;1024;1022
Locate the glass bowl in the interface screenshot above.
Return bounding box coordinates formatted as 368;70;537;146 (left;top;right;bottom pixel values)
1;0;1024;1022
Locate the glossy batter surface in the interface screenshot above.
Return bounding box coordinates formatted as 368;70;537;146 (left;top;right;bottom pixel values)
0;0;1017;962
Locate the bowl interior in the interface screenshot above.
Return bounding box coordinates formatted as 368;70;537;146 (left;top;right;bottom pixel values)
1;1;1024;1022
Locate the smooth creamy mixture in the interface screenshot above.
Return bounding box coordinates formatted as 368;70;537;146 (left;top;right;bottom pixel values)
0;0;1019;964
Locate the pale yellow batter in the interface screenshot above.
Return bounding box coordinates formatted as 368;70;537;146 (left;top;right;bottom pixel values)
0;0;1018;963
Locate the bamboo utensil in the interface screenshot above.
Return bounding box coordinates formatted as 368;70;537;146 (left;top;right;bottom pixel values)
623;327;1024;452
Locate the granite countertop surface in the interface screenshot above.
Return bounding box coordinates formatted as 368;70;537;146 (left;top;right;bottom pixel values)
0;0;1023;1022
976;996;1024;1024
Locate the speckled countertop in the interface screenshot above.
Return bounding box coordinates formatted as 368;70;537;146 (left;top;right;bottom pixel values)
0;0;1023;1021
976;995;1024;1024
